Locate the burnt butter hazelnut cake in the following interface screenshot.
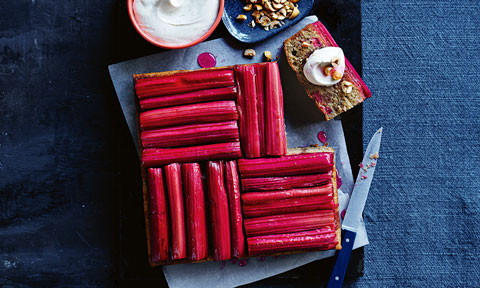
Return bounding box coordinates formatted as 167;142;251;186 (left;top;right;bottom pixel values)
284;21;372;120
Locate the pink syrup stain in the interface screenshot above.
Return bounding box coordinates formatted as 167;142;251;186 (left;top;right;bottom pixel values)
230;258;238;265
197;52;216;68
335;168;342;189
317;131;327;144
220;261;226;270
238;259;247;267
341;209;347;220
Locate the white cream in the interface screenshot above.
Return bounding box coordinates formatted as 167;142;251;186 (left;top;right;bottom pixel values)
303;47;346;86
133;0;220;46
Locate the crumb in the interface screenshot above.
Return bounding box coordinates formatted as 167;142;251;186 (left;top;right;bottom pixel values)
361;175;368;180
369;152;379;159
359;163;364;168
371;162;376;167
362;167;368;172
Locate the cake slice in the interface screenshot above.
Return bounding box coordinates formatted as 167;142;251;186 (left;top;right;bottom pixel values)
284;21;371;120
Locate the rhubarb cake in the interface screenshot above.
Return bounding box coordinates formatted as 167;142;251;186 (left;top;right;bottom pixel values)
133;62;341;265
283;21;371;120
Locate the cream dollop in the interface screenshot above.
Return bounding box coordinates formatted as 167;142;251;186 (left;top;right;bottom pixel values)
303;47;346;86
133;0;220;46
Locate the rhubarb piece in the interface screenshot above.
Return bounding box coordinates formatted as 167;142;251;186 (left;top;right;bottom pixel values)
142;142;242;167
264;62;287;156
165;163;186;260
140;101;238;130
139;86;237;111
206;161;232;261
254;63;267;155
244;210;334;237
235;65;261;158
238;153;334;178
283;21;371;120
182;163;208;261
241;173;333;192
147;168;170;263
242;195;334;218
135;69;235;99
247;227;339;256
225;160;246;258
242;185;333;204
141;121;239;148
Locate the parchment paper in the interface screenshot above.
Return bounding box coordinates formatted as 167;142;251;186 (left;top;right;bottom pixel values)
108;16;368;288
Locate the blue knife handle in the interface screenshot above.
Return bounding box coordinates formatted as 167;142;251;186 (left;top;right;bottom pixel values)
327;230;357;288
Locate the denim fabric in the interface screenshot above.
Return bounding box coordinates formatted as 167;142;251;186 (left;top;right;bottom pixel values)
355;1;480;287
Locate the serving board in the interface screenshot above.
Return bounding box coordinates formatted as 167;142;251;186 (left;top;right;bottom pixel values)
112;0;364;286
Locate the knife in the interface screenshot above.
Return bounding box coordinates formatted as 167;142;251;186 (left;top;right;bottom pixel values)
327;127;383;288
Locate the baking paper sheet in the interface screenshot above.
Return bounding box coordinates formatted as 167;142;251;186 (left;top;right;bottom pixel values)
108;15;368;288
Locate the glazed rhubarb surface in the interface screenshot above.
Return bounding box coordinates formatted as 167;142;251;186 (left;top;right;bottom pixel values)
135;65;340;266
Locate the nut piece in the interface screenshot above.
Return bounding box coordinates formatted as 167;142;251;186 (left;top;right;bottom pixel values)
264;50;272;61
290;0;299;2
289;6;299;19
341;81;353;94
301;41;310;48
324;66;333;76
254;4;263;10
259;15;271;26
331;56;340;67
332;70;342;80
244;49;256;57
243;4;253;11
236;14;248;21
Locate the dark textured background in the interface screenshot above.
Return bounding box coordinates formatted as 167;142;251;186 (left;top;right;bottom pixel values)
0;1;363;286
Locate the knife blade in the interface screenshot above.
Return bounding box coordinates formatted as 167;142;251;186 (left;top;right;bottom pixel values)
327;127;383;288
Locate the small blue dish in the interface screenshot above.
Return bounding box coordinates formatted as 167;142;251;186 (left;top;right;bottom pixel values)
222;0;314;43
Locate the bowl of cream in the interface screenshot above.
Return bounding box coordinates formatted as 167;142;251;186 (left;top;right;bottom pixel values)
128;0;224;49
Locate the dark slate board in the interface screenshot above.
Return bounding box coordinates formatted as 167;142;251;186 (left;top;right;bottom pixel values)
0;0;363;286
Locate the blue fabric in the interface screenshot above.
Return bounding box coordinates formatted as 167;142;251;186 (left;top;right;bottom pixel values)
357;0;480;286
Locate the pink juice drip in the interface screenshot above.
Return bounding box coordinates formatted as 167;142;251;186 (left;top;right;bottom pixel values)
238;259;247;267
197;52;216;68
335;168;342;189
317;131;327;144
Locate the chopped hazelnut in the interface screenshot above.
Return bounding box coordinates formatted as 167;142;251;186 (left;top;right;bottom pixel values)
243;4;253;11
264;51;272;61
236;14;248;21
244;49;256;57
332;70;342;80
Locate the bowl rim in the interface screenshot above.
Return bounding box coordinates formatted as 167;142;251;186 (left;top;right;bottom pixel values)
128;0;225;49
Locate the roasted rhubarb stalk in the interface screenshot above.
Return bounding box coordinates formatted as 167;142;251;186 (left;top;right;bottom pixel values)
140;101;238;130
238;153;334;178
242;185;336;217
225;160;246;258
235;65;261;158
142;142;242;167
242;185;333;203
242;196;334;218
241;173;333;192
264;62;286;156
207;161;232;261
139;86;237;111
244;210;334;237
141;121;239;148
182;163;208;261
165;163;186;260
148;168;170;263
247;228;338;256
254;63;267;155
135;69;235;99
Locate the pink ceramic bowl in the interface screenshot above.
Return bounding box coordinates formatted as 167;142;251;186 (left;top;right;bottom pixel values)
128;0;225;49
